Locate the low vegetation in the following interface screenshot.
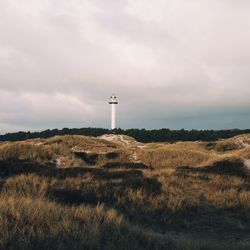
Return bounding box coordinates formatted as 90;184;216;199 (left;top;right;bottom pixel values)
1;127;250;143
0;134;250;249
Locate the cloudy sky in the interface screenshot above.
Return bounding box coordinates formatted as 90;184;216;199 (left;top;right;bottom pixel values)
0;0;250;133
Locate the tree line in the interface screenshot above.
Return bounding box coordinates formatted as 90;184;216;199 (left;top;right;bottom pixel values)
1;127;250;143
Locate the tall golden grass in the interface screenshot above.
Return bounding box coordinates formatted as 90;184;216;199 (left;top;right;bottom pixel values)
0;134;250;249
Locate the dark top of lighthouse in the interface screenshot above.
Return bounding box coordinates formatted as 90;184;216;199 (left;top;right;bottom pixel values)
109;94;118;104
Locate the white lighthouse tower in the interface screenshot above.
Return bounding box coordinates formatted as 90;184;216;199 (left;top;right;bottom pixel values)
109;94;118;130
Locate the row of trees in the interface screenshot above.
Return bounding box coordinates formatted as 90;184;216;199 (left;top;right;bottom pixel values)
1;127;250;143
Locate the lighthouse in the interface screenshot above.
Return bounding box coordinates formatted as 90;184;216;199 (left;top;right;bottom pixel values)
109;94;118;130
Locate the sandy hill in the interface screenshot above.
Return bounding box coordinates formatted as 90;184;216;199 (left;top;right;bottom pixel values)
0;134;250;249
99;134;140;146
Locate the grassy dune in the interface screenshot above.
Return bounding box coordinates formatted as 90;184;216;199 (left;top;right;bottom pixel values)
0;134;250;249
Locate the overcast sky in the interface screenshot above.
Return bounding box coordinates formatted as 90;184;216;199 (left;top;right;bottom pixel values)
0;0;250;133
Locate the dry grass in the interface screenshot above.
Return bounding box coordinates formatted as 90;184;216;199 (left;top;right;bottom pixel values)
138;142;218;168
0;141;69;164
0;195;177;250
0;134;250;249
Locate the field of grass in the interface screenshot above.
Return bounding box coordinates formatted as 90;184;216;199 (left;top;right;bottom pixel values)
0;134;250;249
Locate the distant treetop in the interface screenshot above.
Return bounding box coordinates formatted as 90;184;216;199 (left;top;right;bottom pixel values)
1;127;250;143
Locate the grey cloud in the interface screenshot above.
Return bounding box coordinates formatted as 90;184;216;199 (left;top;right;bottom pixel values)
0;0;250;132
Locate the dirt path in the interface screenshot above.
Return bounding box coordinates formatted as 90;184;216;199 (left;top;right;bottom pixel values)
244;159;250;170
